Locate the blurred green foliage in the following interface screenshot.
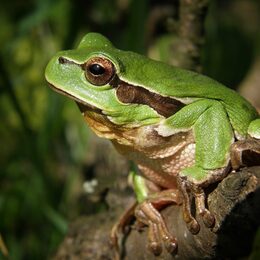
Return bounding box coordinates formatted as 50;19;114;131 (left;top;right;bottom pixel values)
0;0;259;259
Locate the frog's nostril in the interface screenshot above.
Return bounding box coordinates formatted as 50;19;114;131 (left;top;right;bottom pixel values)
58;57;79;66
58;57;66;64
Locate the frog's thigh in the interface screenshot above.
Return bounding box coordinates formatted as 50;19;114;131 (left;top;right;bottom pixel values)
194;101;233;170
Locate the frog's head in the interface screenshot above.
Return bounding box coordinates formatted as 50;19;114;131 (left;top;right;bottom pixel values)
45;33;182;129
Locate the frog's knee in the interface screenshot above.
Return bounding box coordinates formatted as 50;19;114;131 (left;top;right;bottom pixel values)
248;118;260;139
180;166;208;182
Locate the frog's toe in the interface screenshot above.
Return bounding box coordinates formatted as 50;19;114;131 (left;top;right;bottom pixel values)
149;241;163;256
194;188;215;228
147;221;177;255
178;174;217;234
164;236;178;254
135;198;178;256
159;221;178;253
148;222;163;255
201;209;215;228
150;243;162;256
177;176;201;234
187;219;200;234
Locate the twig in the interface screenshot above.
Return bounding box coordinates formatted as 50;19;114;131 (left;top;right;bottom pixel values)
0;234;9;257
238;56;260;111
169;0;209;71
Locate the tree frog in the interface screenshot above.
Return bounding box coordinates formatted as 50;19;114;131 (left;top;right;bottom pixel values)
45;33;260;255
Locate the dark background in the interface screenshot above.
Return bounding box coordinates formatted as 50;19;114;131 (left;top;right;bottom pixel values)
0;0;259;259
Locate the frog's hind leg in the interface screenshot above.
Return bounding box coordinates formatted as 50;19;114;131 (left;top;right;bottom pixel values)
178;101;233;234
231;138;260;170
111;171;181;256
177;167;229;234
134;189;181;255
111;190;181;256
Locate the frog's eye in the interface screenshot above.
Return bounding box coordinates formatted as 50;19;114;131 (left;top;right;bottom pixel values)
84;57;115;86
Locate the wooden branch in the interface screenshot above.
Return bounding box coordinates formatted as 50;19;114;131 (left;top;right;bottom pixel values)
169;0;209;71
54;167;260;259
238;56;260;111
0;234;9;258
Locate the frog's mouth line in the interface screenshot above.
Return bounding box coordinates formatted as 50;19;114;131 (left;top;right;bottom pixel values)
48;83;102;114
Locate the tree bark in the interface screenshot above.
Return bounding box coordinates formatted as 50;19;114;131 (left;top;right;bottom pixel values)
238;56;260;111
54;166;260;260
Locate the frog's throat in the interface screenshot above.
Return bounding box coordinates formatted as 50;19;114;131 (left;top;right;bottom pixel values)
81;110;137;144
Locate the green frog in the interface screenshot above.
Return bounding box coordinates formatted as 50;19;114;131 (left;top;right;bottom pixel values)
45;33;260;255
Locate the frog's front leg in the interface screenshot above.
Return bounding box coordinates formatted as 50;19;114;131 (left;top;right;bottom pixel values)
161;100;234;234
177;167;229;234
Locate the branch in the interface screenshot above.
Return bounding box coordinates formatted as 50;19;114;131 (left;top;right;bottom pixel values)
0;234;8;258
238;56;260;111
169;0;209;71
54;166;260;259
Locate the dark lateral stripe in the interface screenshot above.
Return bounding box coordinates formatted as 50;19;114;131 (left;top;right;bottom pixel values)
116;81;185;118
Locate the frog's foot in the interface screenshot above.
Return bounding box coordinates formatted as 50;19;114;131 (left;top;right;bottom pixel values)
178;165;231;233
134;190;180;255
177;171;217;234
231;138;260;170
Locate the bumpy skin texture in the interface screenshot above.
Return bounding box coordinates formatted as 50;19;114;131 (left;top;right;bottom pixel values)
45;33;260;256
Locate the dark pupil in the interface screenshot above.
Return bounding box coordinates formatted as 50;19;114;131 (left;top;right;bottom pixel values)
89;64;105;75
